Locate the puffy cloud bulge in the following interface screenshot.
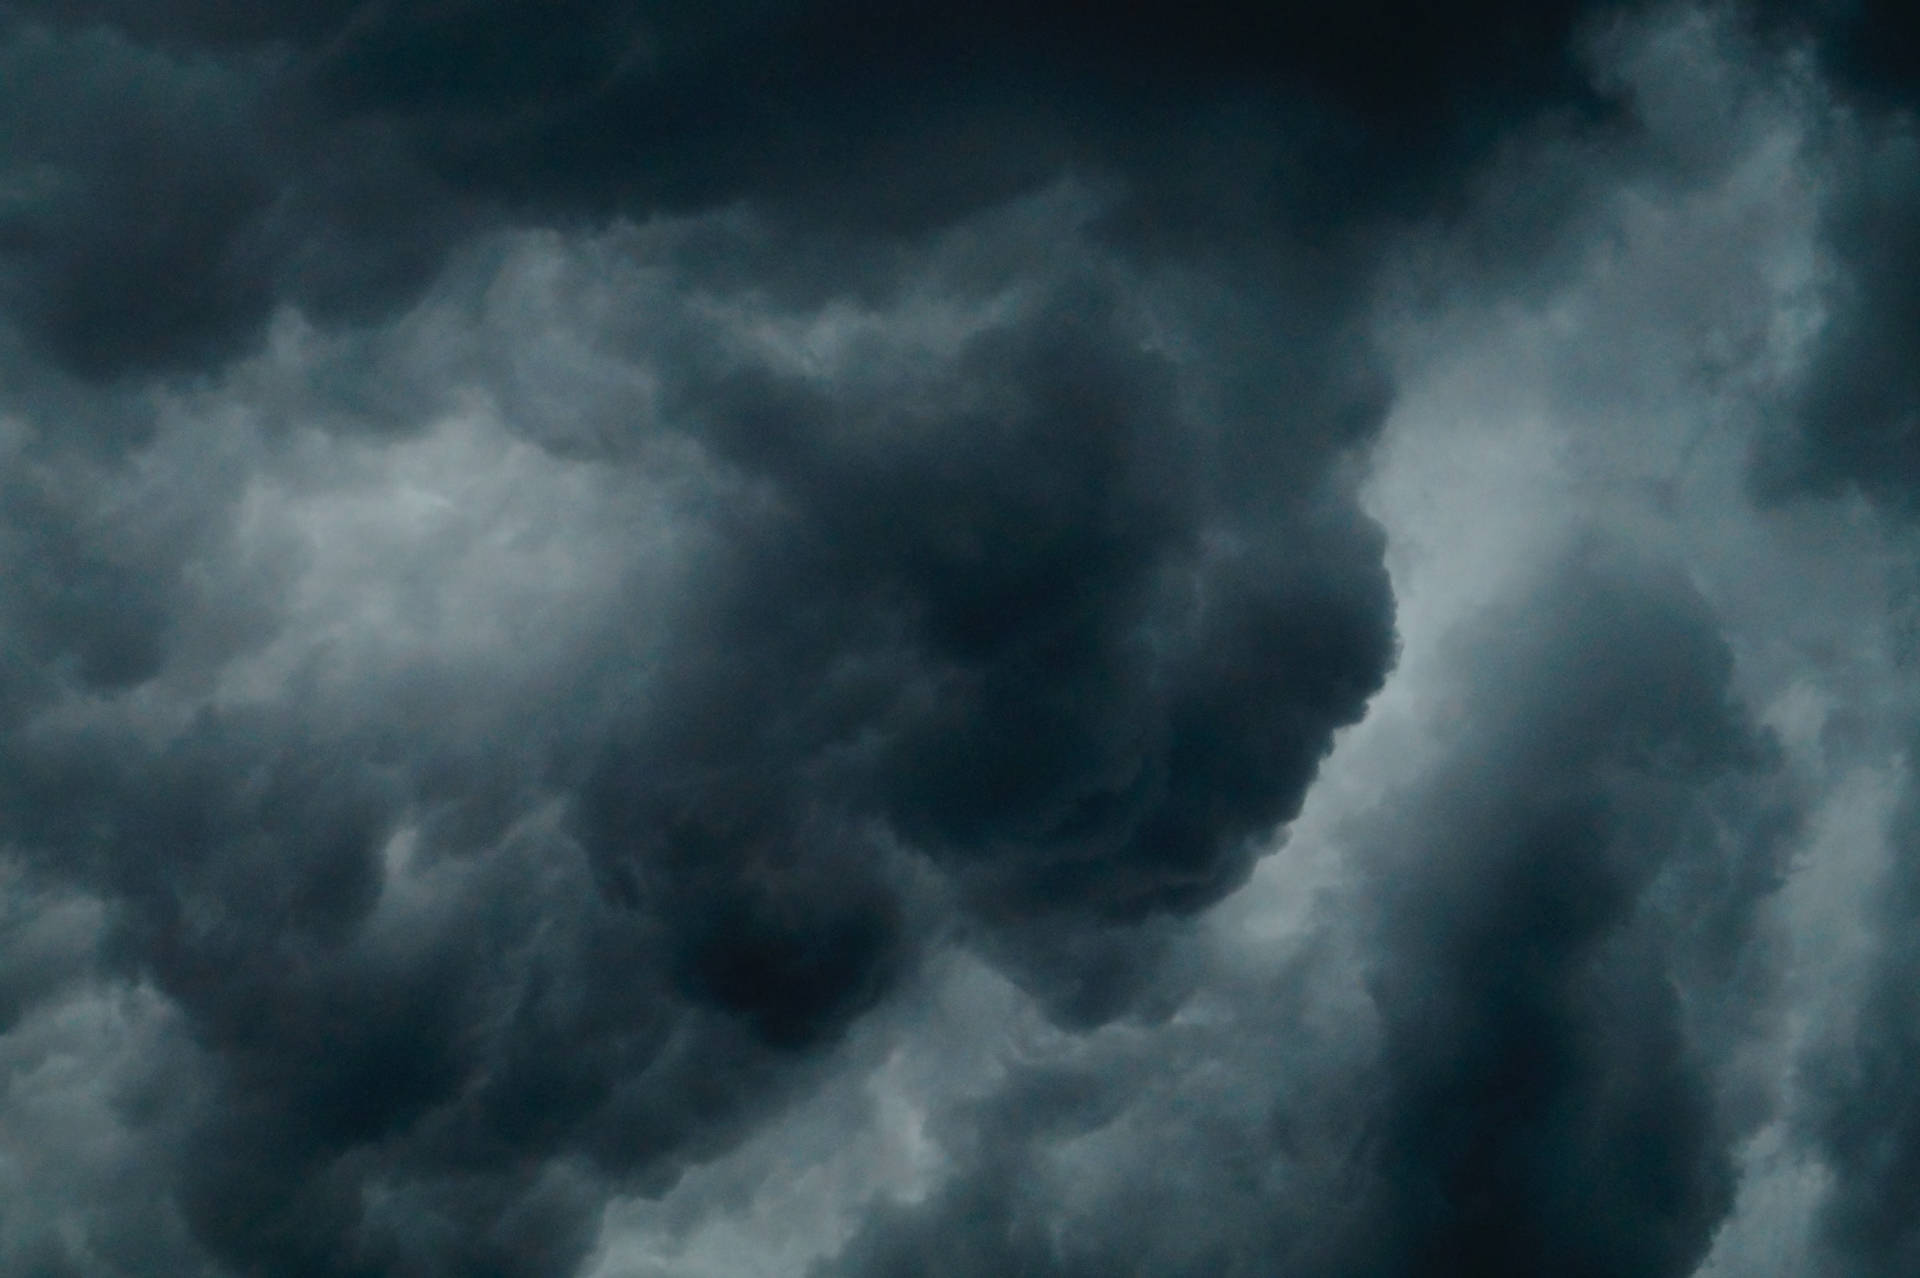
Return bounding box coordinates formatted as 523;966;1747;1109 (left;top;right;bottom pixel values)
0;3;1912;1277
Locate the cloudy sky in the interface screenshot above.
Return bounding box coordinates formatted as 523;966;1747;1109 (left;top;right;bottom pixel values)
0;2;1916;1275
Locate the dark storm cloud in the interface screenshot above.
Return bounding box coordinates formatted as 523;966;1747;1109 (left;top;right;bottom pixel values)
563;221;1395;1023
0;0;1612;385
1734;7;1920;1268
818;546;1795;1278
292;0;1601;241
1746;0;1920;511
1806;776;1920;1276
0;4;1777;1277
1341;549;1794;1278
0;190;1398;1272
1755;0;1918;109
0;12;460;383
0;20;280;379
0;638;850;1275
1753;121;1920;512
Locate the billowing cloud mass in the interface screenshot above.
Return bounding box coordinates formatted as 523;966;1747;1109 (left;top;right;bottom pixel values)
817;547;1796;1278
0;3;1915;1277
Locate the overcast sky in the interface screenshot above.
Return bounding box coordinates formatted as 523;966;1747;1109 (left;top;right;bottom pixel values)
0;2;1917;1276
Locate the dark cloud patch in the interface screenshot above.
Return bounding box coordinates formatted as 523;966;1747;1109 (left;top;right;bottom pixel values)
328;0;1604;240
1808;882;1920;1274
0;861;106;1038
0;0;1616;384
1749;14;1920;1251
1754;0;1919;110
0;690;846;1277
1744;0;1920;515
563;226;1395;1021
1754;124;1920;512
2;0;363;50
0;472;173;694
0;193;1398;1273
1343;549;1792;1278
1805;761;1920;1276
0;21;279;379
0;410;864;1272
818;546;1793;1278
0;415;244;705
0;15;464;384
1729;6;1920;1263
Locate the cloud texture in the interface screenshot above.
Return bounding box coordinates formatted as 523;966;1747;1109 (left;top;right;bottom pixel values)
0;3;1915;1277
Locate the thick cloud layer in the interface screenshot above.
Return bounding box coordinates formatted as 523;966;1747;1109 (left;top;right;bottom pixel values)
1809;781;1920;1276
814;548;1795;1278
1756;119;1920;509
1749;1;1920;508
0;146;1395;1278
0;3;1915;1278
1345;552;1793;1278
0;0;1607;383
1732;6;1920;1273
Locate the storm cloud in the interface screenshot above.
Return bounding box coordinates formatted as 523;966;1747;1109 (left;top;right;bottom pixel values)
0;3;1914;1277
814;547;1796;1278
0;0;1610;383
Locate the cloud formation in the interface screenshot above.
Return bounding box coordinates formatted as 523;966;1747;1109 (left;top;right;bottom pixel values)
814;547;1795;1278
0;0;1607;382
0;4;1915;1278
